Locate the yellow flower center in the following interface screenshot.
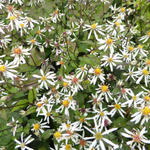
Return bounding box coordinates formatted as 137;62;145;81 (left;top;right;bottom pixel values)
115;104;121;110
142;69;149;75
13;48;22;54
91;24;97;30
94;68;101;75
66;40;70;45
54;10;59;15
59;60;64;65
31;39;35;43
142;106;150;116
108;57;113;62
138;45;142;49
9;16;15;20
54;131;61;139
36;103;43;107
63;100;70;107
121;8;125;12
63;82;68;87
132;134;141;143
66;124;70;128
81;67;84;71
69;96;73;100
146;59;150;66
106;38;113;45
37;30;41;35
101;85;108;93
115;22;120;27
128;46;134;52
34;123;40;130
95;132;103;140
100;111;104;116
132;96;136;101
41;76;47;80
66;144;71;150
79;117;85;123
0;65;6;72
20;23;24;28
20;143;25;148
144;96;150;102
147;32;150;37
46;112;51;116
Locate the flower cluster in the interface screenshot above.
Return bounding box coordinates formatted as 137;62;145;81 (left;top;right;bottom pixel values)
0;0;150;150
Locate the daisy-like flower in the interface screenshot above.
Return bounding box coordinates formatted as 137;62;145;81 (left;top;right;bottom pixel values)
105;20;125;37
50;9;64;23
130;105;150;125
60;143;76;150
11;46;31;65
84;119;118;149
92;104;112;127
56;97;76;116
0;35;11;48
38;105;53;123
88;93;103;109
15;132;34;150
27;38;41;48
24;17;39;30
7;117;19;136
140;31;150;43
101;52;122;72
0;61;17;80
109;97;126;118
11;0;23;5
96;84;112;102
134;44;148;57
83;23;104;40
123;90;143;108
119;49;131;63
31;120;49;134
88;67;105;85
121;127;150;149
65;75;83;95
53;129;64;143
56;58;66;69
123;66;138;81
59;121;82;144
76;65;88;80
98;36;116;53
18;21;28;36
86;47;98;56
135;67;149;87
33;69;56;89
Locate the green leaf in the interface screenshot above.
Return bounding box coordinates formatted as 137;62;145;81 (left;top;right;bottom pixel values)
12;99;28;112
24;106;36;116
41;129;54;140
28;90;34;103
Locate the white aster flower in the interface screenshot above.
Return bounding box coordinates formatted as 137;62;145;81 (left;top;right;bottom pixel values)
15;132;34;150
84;120;118;149
11;46;31;65
130;105;150;125
121;127;150;150
88;67;105;85
33;69;56;89
109;97;126;118
98;36;116;53
83;23;104;40
101;52;122;72
96;84;112;102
